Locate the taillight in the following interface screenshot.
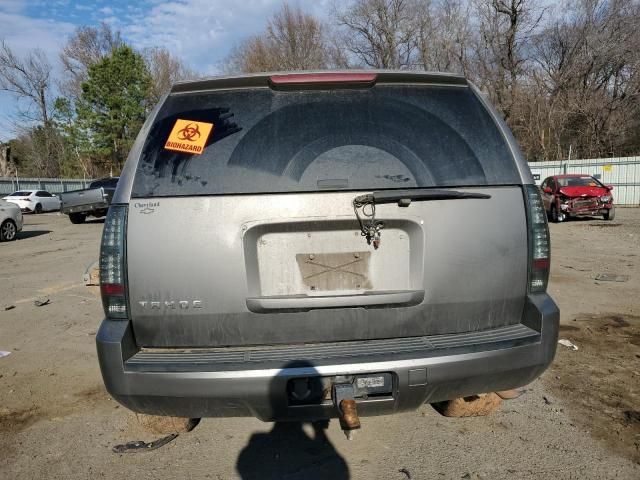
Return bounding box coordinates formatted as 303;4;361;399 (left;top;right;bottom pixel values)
525;185;550;293
100;205;128;319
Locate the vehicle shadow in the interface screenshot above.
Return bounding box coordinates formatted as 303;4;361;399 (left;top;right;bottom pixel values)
236;361;349;479
16;230;51;240
569;216;604;222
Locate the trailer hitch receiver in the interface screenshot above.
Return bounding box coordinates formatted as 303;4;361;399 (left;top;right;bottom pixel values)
333;383;361;440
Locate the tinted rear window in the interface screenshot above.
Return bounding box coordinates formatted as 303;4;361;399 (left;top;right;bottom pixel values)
10;191;32;196
90;178;118;189
132;85;519;198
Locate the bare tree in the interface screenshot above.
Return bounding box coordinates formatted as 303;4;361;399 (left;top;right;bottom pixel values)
520;0;640;160
267;3;329;69
0;143;16;177
143;47;198;105
335;0;425;69
472;0;545;121
226;3;330;73
226;37;274;74
60;22;122;99
0;40;53;125
14;124;65;177
416;0;473;73
0;40;63;176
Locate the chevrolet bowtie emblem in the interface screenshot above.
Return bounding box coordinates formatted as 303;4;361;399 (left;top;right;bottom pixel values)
140;207;155;214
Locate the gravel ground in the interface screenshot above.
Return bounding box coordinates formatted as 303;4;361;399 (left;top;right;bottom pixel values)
0;209;638;479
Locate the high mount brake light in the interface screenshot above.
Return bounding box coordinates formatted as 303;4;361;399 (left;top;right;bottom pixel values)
525;185;550;293
100;205;128;319
269;72;377;88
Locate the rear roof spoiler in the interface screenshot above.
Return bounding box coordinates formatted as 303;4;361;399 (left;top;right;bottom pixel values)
170;70;468;94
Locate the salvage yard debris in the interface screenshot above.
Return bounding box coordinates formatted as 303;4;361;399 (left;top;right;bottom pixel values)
558;339;579;350
112;433;179;454
594;273;629;282
83;260;100;286
33;298;50;307
398;467;412;479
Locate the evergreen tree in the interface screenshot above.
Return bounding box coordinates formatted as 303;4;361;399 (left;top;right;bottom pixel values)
76;45;151;172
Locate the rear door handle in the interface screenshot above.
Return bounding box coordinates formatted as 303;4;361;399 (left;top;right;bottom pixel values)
246;290;424;313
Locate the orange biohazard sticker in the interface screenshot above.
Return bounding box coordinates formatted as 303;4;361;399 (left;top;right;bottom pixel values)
164;119;214;155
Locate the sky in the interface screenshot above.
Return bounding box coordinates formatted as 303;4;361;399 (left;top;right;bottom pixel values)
0;0;331;141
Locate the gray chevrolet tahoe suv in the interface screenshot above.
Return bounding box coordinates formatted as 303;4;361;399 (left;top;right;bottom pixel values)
97;71;558;430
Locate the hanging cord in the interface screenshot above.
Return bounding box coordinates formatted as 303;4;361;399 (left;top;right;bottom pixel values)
353;194;384;249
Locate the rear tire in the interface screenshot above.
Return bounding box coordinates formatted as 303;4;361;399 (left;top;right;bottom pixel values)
551;204;565;223
134;413;200;435
34;203;42;214
604;206;615;221
69;213;86;224
432;393;503;417
0;219;17;242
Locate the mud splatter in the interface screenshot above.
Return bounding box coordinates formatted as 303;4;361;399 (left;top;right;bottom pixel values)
0;406;41;433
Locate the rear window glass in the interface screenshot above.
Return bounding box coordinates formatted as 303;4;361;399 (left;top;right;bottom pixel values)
557;176;602;187
131;85;518;198
10;191;31;196
90;178;118;189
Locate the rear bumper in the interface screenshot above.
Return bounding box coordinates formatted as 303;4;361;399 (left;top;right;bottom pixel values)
3;200;29;211
61;202;109;215
96;294;559;421
12;202;33;213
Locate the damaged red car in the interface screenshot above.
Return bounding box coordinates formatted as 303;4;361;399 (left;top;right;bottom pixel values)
540;174;615;223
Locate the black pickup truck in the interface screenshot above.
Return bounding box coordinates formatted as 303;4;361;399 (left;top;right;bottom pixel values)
60;177;119;224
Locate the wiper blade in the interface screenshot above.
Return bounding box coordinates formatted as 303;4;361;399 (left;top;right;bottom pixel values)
351;189;491;249
354;189;491;207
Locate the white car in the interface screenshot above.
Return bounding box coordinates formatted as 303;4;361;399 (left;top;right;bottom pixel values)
3;189;62;213
0;199;23;241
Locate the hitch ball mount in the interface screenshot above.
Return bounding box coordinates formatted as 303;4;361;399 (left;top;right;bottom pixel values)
333;383;361;440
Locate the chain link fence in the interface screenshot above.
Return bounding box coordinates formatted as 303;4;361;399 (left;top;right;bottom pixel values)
0;177;92;196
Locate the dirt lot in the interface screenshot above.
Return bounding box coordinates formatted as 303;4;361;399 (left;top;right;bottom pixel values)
0;209;639;479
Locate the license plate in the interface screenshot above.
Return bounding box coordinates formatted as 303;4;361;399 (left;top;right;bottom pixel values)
356;376;385;389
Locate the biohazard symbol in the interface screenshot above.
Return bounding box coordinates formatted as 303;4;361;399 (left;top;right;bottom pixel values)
164;119;214;155
176;123;201;142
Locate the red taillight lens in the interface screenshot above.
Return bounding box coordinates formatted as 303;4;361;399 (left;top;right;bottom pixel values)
525;185;550;293
533;258;550;270
269;72;377;88
100;205;128;319
100;283;124;295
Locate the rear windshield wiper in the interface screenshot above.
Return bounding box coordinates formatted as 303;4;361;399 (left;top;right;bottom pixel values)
354;189;491;207
352;189;491;249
